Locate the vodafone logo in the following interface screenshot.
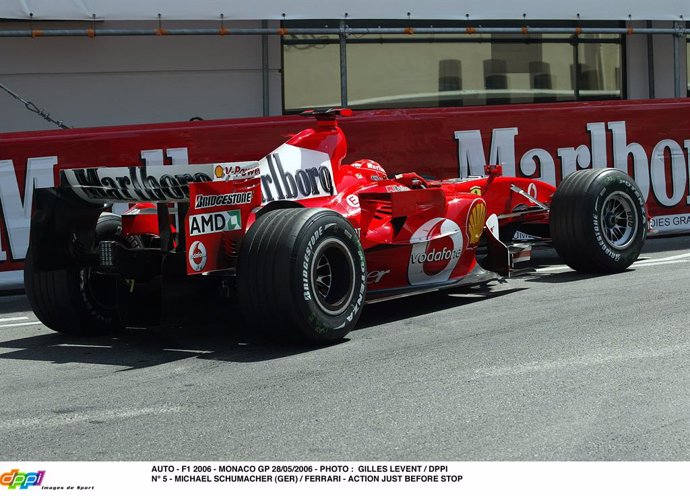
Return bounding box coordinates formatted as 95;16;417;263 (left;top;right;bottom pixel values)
188;240;208;272
408;218;463;285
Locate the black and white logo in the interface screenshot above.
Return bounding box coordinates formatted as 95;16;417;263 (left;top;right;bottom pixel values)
189;211;241;236
64;164;214;202
258;144;337;203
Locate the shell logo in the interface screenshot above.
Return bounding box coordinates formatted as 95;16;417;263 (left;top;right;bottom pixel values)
408;218;463;285
467;201;487;245
214;164;224;179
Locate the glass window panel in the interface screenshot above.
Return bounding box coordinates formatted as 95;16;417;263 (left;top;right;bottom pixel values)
577;35;622;100
282;25;623;111
283;36;340;111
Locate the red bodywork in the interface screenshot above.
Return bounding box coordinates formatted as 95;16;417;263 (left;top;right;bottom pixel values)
120;112;556;297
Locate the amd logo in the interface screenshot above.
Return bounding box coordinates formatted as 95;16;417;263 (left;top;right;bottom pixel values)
189;211;241;236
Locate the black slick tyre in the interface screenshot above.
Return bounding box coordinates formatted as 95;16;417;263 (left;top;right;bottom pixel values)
237;208;366;343
24;213;141;335
550;168;647;273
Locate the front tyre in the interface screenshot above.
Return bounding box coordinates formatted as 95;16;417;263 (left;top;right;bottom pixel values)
550;168;647;273
237;209;366;343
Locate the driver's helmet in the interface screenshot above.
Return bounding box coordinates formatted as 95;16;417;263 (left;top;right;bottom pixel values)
350;159;388;180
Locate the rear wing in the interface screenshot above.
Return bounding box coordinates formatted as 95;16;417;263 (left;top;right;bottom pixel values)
60;162;260;203
31;162;262;276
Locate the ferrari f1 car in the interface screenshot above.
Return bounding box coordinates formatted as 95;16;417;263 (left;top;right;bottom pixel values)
25;109;647;343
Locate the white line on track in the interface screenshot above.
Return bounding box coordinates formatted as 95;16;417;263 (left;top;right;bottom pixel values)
534;251;690;273
0;316;29;323
469;342;690;380
633;260;689;268
0;321;41;329
54;344;112;349
0;405;183;431
162;348;214;354
534;265;569;273
639;252;690;262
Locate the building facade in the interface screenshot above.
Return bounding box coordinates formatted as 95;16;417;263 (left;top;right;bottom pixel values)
0;1;688;132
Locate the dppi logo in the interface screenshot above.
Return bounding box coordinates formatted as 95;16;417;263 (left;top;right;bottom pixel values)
0;469;45;490
408;218;463;285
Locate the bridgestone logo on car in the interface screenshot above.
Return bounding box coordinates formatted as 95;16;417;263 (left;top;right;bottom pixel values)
194;192;253;209
302;225;324;301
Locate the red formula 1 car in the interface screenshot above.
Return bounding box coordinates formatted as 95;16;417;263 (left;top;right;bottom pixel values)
25;109;647;343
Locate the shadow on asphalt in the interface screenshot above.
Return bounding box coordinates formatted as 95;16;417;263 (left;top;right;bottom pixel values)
522;270;608;284
0;294;33;313
0;284;525;368
356;285;525;329
1;235;683;368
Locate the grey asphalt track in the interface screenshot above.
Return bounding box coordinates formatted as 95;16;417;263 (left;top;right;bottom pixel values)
0;236;688;461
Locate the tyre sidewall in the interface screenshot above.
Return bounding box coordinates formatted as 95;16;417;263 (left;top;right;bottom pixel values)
77;266;118;328
584;170;647;270
290;212;366;341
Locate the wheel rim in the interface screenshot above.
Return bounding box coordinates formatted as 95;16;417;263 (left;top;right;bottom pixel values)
310;239;356;316
600;191;638;250
81;267;118;312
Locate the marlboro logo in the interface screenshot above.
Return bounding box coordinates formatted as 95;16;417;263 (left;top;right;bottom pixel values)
453;120;690;210
257;144;336;203
63;164;214;202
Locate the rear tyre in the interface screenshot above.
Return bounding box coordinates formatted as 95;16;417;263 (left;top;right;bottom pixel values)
237;209;366;343
550;168;647;273
25;213;142;335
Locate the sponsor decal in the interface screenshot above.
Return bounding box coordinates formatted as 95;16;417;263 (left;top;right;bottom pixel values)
467;201;486;245
258;144;336;203
351;159;388;178
189;211;241;236
454;120;689;211
213;162;261;181
367;270;390;285
347;246;367;324
470;186;482;196
63;164;213;202
194;192;253;209
408;218;464;285
346;195;360;209
0;469;45;490
302;225;324;301
188;240;208;271
513;230;539;241
650;213;690;232
385;185;410;193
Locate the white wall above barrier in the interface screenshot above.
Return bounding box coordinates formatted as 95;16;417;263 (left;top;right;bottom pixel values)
0;0;689;21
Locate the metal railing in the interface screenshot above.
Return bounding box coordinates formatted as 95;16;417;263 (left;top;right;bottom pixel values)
1;20;687;123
